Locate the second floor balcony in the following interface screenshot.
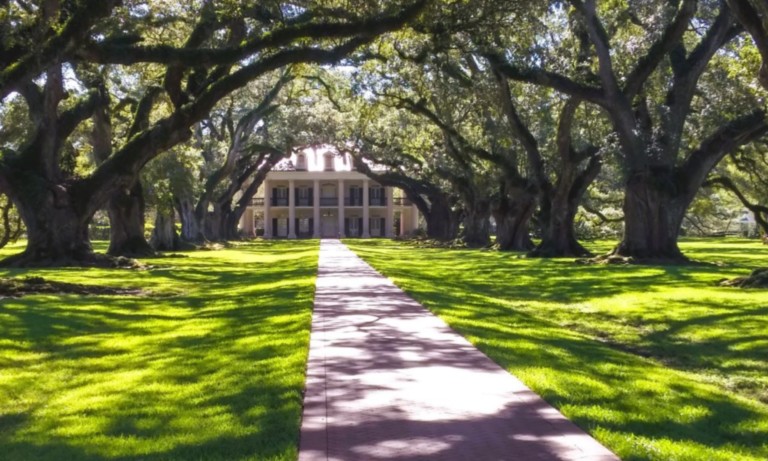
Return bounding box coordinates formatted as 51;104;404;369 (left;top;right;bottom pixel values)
368;197;387;206
271;197;289;206
345;197;363;206
320;197;338;206
258;195;408;208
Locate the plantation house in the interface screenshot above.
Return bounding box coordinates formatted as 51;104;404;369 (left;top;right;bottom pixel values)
239;147;421;238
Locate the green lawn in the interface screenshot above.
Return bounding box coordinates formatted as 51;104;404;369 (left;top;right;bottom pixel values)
0;240;318;461
345;238;768;461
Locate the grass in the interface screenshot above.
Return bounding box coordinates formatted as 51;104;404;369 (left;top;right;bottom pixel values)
0;240;319;461
345;237;768;461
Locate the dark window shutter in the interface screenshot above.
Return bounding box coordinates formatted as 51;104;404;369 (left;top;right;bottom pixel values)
344;218;350;236
272;218;277;236
295;218;299;235
309;187;314;202
381;218;386;235
359;218;363;236
309;218;314;235
271;188;277;205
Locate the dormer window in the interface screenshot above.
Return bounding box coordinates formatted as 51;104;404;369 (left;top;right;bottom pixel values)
296;154;307;171
324;153;335;171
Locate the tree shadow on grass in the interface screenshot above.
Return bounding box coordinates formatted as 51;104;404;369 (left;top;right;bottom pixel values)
0;241;318;461
345;240;768;460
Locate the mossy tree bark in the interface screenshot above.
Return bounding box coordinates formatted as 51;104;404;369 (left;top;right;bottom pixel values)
491;0;768;262
107;182;155;257
0;1;427;266
493;186;536;251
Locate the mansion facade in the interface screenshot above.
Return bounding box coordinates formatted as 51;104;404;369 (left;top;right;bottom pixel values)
238;148;420;239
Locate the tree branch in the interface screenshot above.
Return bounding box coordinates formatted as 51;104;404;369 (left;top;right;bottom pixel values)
727;0;768;88
623;0;697;98
77;1;428;66
0;0;119;100
484;52;605;104
680;110;768;192
81;37;381;216
704;175;768;233
571;0;621;96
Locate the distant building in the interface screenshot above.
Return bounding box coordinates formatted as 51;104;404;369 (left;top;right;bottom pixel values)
239;147;421;238
737;210;758;237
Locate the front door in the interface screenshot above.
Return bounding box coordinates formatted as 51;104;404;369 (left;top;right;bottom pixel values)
321;216;337;237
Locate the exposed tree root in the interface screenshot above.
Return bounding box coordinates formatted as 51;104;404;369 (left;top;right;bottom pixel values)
576;253;700;266
528;243;593;258
0;251;146;269
0;276;146;298
719;268;768;288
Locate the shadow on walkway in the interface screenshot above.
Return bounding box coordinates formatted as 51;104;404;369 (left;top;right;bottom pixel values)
299;240;618;461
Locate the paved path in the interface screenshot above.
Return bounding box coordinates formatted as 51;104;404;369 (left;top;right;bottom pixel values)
298;240;619;461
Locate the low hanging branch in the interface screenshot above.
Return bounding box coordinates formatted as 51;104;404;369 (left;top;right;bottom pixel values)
727;0;768;89
704;175;768;236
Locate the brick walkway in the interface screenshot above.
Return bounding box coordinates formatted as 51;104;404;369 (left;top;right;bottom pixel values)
298;240;619;461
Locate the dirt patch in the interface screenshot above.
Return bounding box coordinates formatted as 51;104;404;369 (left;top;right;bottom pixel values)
719;268;768;288
0;276;146;298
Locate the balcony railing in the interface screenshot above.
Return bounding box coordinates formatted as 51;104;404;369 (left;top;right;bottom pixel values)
319;197;338;206
369;197;387;206
345;198;363;206
260;196;404;208
271;197;288;206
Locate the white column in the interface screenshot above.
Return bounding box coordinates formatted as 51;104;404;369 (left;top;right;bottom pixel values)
239;208;248;233
288;179;296;238
313;179;320;238
385;186;394;237
362;179;370;238
241;208;254;236
337;180;345;237
263;180;271;239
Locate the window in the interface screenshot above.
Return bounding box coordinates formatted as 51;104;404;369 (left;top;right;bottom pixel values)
370;218;381;231
296;154;307;170
324;154;335;171
369;186;384;206
349;218;359;233
272;186;288;206
297;186;311;206
348;185;362;206
299;218;310;233
277;218;288;237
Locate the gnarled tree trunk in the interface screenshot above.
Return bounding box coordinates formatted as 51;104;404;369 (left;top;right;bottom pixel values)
612;170;688;261
176;196;203;243
223;209;244;240
493;193;535;251
0;180;94;267
530;155;601;257
150;207;180;251
461;200;491;248
531;198;590;257
204;208;223;241
107;181;155;257
424;194;460;241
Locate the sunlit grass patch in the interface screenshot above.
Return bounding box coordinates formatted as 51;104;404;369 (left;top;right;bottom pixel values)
346;238;768;461
0;240;319;461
